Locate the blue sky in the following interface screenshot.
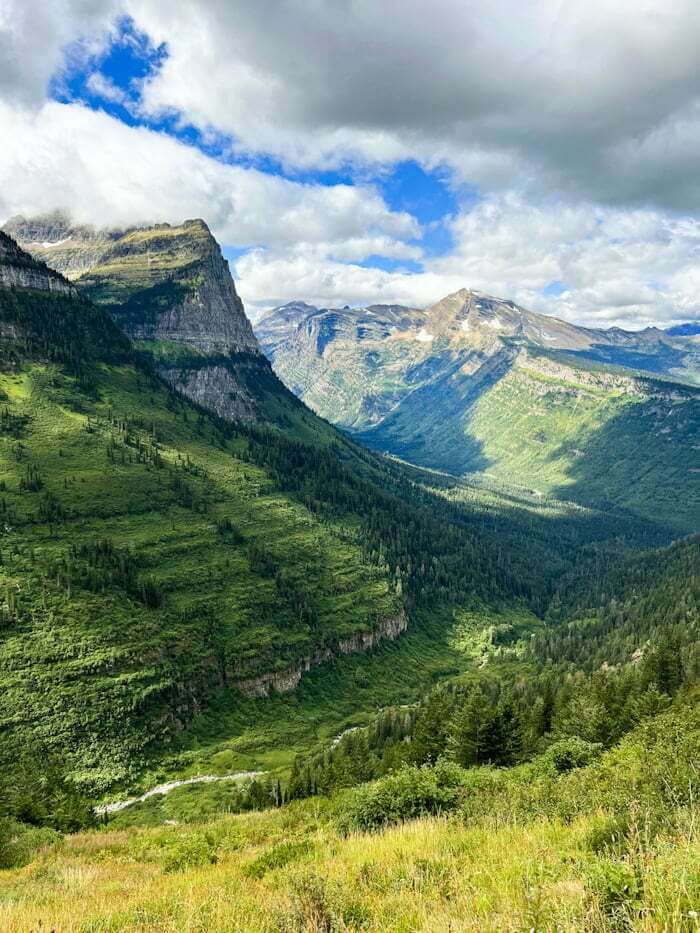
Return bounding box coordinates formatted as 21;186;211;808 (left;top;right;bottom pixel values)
51;16;462;277
1;1;699;326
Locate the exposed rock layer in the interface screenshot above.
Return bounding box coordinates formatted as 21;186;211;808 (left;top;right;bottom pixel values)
5;215;262;420
0;231;76;296
235;612;408;697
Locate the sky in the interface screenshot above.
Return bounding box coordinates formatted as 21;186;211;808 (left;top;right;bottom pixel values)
1;2;700;326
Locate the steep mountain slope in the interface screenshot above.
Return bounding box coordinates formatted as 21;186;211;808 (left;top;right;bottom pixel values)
4;214;292;426
256;291;700;532
1;233;586;792
0;237;410;789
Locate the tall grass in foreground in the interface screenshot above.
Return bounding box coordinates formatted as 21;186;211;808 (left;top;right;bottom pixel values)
0;808;696;931
0;700;697;931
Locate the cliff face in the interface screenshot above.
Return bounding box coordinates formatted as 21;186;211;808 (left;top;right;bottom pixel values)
5;216;267;421
235;612;408;698
256;288;699;434
0;231;77;296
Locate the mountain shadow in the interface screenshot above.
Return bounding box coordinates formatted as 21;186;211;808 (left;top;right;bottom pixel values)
549;390;699;535
353;348;518;474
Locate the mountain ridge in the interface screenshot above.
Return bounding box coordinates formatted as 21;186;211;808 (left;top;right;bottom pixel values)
1;229;581;790
4;214;281;423
256;290;699;532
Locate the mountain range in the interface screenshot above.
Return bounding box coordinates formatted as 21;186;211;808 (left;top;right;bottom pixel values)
257;291;700;532
1;210;698;930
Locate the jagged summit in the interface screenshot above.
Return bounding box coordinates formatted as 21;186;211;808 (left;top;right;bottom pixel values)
75;218;260;357
6;214;258;355
259;287;700;363
255;286;699;531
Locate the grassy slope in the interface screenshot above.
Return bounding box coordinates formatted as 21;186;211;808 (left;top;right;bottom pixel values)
360;360;699;534
0;279;558;799
0;355;398;791
1;698;696;932
93;605;531;817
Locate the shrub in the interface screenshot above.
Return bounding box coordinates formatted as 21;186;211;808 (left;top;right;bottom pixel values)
161;831;219;873
337;759;467;832
586;857;641;919
0;819;61;869
243;839;313;879
584;813;631;854
543;736;603;774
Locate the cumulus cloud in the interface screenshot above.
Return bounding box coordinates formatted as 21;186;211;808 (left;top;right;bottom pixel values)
1;0;700;329
236;196;700;328
0;0;118;106
126;0;700;211
0;100;418;252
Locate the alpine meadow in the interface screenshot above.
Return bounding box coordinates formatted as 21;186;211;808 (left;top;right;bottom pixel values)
0;3;699;931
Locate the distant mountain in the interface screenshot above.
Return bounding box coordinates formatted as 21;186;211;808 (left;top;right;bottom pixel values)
666;321;700;337
256;289;700;532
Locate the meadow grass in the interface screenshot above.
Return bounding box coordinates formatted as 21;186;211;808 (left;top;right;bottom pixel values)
0;800;695;930
2;701;696;931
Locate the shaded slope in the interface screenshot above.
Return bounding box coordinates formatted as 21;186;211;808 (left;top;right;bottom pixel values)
258;292;699;533
0;235;564;791
0;240;405;789
6;215;286;426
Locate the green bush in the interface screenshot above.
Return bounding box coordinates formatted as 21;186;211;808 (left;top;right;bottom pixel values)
337;759;467;832
586;857;641;918
243;838;313;878
0;819;61;869
584;813;631;854
161;830;219;873
543;736;603;774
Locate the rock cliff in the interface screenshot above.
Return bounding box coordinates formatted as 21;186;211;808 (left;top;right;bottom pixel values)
235;612;408;697
5;215;268;421
0;230;77;296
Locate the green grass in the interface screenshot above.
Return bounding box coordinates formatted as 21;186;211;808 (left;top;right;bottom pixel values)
0;359;400;791
361;360;698;533
1;697;696;931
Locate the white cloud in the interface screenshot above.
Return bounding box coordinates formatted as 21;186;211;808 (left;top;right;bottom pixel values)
85;71;130;107
1;0;700;330
237;196;700;328
124;0;700;211
0;0;118;106
0;100;418;254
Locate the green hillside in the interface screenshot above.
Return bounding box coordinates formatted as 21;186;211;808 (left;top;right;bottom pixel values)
359;352;699;533
257;294;699;535
0;347;400;791
1;686;696;931
0;251;564;794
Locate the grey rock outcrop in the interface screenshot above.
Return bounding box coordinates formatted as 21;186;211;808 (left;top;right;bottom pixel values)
0;231;76;295
235;612;408;697
5;215;265;421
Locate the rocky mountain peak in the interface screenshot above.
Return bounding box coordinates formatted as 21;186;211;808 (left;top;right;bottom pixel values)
4;214;260;358
4;213;270;421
